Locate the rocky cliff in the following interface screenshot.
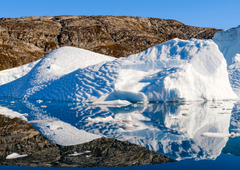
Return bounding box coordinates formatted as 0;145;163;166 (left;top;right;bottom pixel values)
0;15;219;70
0;115;175;167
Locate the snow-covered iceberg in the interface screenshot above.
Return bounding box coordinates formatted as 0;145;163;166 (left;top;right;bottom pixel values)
0;38;237;102
213;25;240;97
0;59;40;86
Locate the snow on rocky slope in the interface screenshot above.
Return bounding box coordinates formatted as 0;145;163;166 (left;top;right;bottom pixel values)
213;25;240;97
0;38;237;102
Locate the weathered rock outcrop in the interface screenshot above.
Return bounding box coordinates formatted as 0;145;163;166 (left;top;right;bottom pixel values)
0;15;219;70
0;115;175;167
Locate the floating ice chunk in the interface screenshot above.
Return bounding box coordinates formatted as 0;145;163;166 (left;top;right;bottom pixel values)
40;105;47;108
201;132;231;137
92;100;131;106
36;99;43;103
201;132;240;138
6;153;28;159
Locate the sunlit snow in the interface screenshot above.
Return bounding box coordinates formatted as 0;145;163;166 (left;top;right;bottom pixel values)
0;38;237;102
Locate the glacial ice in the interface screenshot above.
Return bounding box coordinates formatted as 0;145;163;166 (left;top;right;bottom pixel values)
213;25;240;97
0;38;237;102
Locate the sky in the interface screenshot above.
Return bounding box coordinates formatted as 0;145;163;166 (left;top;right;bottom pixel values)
0;0;239;29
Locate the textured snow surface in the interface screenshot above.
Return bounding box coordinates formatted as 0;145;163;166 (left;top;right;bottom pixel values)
0;39;237;102
0;46;115;100
213;25;240;97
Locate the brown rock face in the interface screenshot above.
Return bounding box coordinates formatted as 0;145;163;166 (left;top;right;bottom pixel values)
0;115;175;167
0;15;220;71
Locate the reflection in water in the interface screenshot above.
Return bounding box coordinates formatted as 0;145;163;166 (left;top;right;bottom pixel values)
0;97;239;161
0;115;175;167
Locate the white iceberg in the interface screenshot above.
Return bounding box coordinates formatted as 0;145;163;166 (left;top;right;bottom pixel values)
0;60;40;86
213;25;240;97
0;38;237;102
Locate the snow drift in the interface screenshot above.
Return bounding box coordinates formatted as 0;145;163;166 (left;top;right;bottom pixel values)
0;38;237;102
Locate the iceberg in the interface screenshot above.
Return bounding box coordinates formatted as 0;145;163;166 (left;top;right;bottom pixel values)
213;25;240;97
0;59;40;86
0;38;237;102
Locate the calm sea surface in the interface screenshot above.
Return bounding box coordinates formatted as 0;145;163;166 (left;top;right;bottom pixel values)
1;96;240;169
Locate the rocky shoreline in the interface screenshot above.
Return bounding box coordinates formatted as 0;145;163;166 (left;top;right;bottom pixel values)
0;15;219;70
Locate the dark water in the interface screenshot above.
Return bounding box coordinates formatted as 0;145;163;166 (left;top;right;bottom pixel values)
1;96;240;169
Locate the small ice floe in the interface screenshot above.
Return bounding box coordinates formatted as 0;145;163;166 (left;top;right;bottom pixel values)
92;100;131;106
201;132;240;138
68;152;84;157
40;105;47;108
10;101;15;103
22;113;29;116
28;119;53;123
119;123;134;130
84;150;91;153
122;116;132;123
36;99;43;103
6;153;28;159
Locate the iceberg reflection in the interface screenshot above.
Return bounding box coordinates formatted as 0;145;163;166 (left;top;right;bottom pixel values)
0;97;238;161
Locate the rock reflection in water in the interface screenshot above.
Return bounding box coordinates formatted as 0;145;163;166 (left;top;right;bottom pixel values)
0;115;175;167
0;97;239;162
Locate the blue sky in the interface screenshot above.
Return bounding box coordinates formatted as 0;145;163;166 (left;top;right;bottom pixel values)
0;0;239;29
